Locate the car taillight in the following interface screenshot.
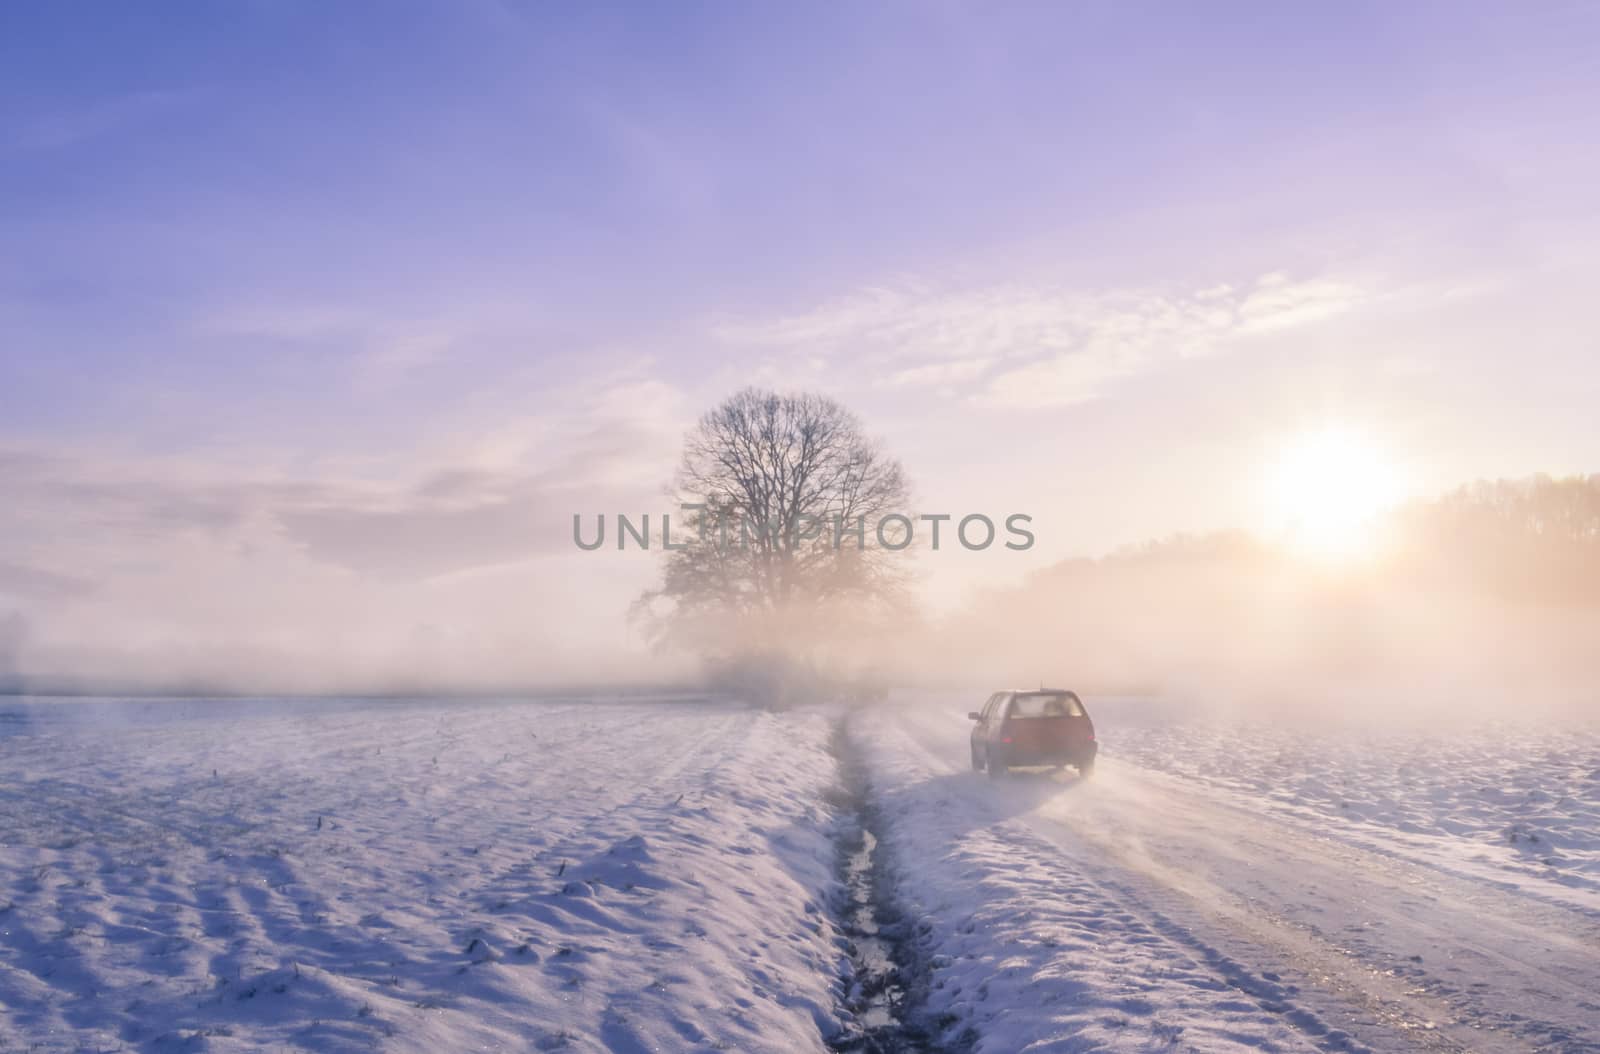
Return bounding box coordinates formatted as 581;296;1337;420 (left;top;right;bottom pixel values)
1001;736;1013;743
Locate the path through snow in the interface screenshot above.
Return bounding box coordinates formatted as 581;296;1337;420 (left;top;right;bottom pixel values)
856;698;1600;1054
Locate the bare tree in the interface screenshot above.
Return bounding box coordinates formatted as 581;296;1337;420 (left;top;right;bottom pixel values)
634;388;912;657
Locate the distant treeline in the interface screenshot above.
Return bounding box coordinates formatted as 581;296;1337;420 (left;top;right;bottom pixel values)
928;475;1600;704
1392;474;1600;605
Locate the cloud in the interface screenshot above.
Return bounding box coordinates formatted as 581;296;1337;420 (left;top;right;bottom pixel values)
713;273;1374;408
0;561;94;603
982;337;1149;408
0;452;667;688
281;490;566;580
0;370;693;686
881;357;995;388
0;421;670;587
278;440;648;580
1235;273;1365;335
713;283;1093;363
0;446;326;543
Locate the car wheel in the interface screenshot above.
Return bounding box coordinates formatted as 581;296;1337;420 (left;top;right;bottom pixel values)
986;752;1005;780
1077;759;1095;778
970;744;983;772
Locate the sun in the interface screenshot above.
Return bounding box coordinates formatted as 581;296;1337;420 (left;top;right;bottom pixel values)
1267;425;1404;559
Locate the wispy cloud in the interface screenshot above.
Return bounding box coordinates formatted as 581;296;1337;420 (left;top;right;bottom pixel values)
713;273;1376;407
1234;273;1366;335
1;373;686;585
982;336;1150;408
881;357;995;389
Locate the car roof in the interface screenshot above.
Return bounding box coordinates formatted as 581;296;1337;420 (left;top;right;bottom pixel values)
1007;688;1077;695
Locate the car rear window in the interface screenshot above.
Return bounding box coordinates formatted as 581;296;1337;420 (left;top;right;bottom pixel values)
1008;693;1085;718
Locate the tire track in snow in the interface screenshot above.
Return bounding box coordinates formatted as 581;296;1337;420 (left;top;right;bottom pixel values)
1025;759;1600;1054
883;716;1398;1054
887;702;1600;1054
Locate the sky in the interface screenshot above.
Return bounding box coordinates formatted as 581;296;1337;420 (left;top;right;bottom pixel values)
2;2;1599;688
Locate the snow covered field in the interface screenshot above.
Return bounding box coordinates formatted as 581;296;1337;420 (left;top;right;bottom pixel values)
0;696;845;1053
3;692;1598;1053
1108;701;1600;902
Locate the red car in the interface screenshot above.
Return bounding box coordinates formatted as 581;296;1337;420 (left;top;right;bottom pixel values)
969;689;1096;778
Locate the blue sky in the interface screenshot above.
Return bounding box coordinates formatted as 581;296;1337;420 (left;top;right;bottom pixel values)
2;2;1599;685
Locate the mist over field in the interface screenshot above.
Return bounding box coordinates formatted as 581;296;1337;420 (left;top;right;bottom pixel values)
9;463;1600;721
924;480;1600;720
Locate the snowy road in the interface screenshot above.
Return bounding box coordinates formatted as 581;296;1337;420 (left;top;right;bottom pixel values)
859;700;1600;1053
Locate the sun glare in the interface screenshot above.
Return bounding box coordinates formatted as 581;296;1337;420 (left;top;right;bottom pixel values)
1268;426;1404;559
